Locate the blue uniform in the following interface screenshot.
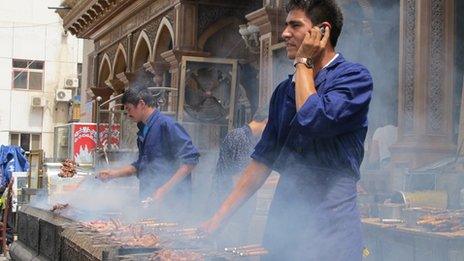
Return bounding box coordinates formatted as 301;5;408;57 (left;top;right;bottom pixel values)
251;54;373;260
131;110;200;219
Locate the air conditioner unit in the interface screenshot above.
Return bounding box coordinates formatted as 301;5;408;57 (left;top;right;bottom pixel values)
64;78;79;89
31;96;46;107
55;89;72;102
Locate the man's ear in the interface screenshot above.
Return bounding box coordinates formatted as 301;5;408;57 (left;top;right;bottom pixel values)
320;22;332;30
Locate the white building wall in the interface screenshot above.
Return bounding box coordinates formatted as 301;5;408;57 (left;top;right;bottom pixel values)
0;57;13;91
0;0;83;159
0;22;13;58
81;40;95;123
0;90;11;131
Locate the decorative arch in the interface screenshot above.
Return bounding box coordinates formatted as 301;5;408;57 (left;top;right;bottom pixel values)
98;53;112;87
152;17;174;62
198;17;242;51
112;43;128;76
132;30;152;71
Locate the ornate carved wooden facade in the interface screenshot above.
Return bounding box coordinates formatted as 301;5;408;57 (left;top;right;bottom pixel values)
59;0;261;110
58;0;460;169
58;0;263;152
391;0;456;169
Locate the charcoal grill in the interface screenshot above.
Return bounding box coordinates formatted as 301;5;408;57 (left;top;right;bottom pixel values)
10;206;162;261
11;206;267;260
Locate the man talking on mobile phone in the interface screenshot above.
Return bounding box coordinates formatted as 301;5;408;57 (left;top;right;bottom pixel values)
201;0;373;260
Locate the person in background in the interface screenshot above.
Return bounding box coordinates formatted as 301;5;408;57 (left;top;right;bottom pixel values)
210;107;268;245
0;145;29;190
97;85;200;221
368;122;398;169
201;0;373;259
0;145;29;249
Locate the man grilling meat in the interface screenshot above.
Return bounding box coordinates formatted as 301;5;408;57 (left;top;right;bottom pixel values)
201;0;373;260
98;85;200;221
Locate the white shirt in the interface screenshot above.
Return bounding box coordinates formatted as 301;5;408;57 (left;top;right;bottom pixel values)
372;125;398;162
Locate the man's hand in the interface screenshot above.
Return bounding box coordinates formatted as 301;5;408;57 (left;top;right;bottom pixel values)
199;217;222;237
199;160;271;238
96;169;116;181
295;26;330;62
152;187;167;203
148;164;194;205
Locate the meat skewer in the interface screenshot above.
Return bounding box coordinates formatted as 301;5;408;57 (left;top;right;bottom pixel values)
50;203;69;212
149;249;205;261
59;159;78;178
417;210;464;232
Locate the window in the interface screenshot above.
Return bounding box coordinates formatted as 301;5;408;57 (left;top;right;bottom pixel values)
10;133;41;151
12;59;44;90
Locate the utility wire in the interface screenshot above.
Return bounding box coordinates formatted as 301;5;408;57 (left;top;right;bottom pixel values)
0;21;61;29
12;60;42;82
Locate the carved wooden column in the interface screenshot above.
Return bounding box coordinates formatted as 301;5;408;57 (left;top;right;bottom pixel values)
390;0;455;169
174;1;198;51
246;6;286;107
92;53;98;87
127;33;133;73
161;50;181;90
143;61;170;111
162;50;180;117
143;61;170;86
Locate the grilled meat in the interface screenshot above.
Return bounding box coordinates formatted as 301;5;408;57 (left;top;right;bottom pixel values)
149;249;204;261
51;203;69;212
417;211;464;232
59;159;77;178
122;234;160;248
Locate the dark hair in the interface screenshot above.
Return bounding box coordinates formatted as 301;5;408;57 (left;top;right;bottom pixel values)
252;107;268;122
286;0;343;47
121;85;156;107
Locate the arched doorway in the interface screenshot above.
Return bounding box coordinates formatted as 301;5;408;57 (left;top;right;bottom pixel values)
153;18;174;64
94;54;113;123
111;44;128;94
113;44;127;76
131;31;153;88
152;18;175;111
98;54;112;88
132;31;151;71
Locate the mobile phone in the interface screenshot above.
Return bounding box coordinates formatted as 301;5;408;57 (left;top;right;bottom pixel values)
319;25;326;36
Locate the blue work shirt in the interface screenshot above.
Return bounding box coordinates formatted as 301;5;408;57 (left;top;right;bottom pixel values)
131;110;200;200
252;54;373;260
